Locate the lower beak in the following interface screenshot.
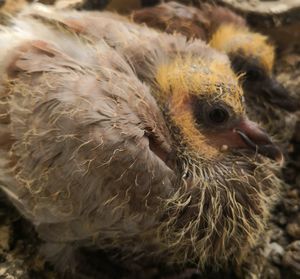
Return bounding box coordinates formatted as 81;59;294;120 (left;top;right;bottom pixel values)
233;118;283;163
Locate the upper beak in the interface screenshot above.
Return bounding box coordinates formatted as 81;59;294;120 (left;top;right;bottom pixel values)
232;118;283;163
263;78;299;112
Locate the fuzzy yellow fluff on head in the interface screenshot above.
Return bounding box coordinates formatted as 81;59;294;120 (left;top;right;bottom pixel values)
210;24;275;73
156;56;244;157
156;56;244;112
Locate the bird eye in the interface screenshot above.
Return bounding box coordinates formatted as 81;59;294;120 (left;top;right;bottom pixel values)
246;69;262;81
208;107;229;125
191;97;232;128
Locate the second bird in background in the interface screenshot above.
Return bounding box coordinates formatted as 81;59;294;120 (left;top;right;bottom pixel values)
132;1;299;145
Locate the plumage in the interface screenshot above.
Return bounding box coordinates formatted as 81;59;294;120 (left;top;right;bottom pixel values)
0;4;283;277
132;1;299;145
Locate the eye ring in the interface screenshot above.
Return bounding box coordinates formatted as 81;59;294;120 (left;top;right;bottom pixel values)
208;106;229;125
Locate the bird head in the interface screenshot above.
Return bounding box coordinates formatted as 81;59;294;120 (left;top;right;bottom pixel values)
210;24;299;112
155;55;283;163
150;54;283;267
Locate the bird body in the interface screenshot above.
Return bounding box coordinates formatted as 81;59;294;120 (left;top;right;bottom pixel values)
0;14;176;266
132;1;246;42
0;5;282;276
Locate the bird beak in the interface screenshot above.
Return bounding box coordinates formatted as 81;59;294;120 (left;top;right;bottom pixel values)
262;77;299;112
233;118;283;163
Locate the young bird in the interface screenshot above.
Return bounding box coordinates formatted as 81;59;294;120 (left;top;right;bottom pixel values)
0;5;282;277
132;1;299;144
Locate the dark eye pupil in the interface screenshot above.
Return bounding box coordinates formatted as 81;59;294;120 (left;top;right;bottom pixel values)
247;70;260;80
209;108;228;124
